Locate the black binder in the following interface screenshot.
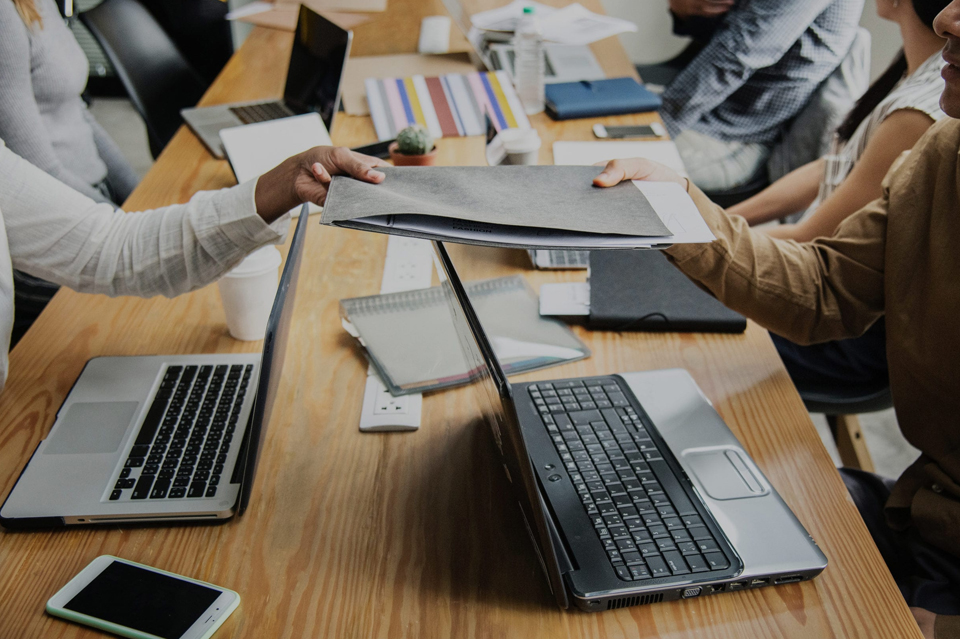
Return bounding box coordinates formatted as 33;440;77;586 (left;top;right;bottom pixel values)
587;251;746;333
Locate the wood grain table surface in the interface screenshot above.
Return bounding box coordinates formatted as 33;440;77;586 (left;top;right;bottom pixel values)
0;1;922;637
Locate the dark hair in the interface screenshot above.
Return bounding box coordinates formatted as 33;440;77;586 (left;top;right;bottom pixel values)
836;0;947;143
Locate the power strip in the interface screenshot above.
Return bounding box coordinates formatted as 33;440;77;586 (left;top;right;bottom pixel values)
358;236;434;432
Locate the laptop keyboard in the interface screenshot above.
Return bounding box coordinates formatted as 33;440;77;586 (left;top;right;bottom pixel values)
528;378;731;582
109;364;253;502
229;101;294;124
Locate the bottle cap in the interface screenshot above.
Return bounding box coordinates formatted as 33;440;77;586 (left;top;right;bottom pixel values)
523;6;533;13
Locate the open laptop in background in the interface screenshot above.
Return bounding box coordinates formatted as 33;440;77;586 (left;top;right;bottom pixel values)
441;0;605;85
182;6;352;158
0;206;310;529
433;241;827;611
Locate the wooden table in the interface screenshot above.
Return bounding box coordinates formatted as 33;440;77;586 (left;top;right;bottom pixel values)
0;2;922;637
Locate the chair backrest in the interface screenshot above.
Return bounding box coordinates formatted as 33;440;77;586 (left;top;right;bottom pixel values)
80;0;208;158
766;27;872;186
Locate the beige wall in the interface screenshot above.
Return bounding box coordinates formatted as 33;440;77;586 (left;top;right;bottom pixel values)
600;0;905;80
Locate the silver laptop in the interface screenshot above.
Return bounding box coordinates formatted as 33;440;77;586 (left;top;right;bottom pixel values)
442;0;606;84
181;6;352;159
434;241;827;610
0;206;310;529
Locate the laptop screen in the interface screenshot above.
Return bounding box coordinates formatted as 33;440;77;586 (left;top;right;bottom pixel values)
283;6;353;130
432;241;569;608
236;205;309;515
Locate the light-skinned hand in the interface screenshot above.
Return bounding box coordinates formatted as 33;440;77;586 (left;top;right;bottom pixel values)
592;158;688;190
911;607;936;639
254;146;388;223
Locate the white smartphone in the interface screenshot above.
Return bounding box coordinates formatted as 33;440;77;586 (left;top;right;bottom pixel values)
46;556;239;639
593;123;666;139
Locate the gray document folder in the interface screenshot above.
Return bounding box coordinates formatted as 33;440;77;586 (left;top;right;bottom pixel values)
321;166;672;249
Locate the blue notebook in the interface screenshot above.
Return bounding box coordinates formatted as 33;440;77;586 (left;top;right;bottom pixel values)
545;78;662;120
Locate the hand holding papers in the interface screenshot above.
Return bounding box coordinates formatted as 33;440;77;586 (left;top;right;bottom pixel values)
320;165;714;249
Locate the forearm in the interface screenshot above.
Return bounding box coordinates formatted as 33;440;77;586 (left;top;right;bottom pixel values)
0;143;287;298
729;159;823;225
664;183;886;345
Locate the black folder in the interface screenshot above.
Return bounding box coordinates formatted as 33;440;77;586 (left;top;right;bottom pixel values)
587;250;746;333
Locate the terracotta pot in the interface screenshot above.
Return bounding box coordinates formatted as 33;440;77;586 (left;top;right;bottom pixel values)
389;141;438;166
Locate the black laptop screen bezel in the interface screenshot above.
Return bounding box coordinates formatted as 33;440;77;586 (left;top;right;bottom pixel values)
283;6;352;131
432;241;569;609
236;205;309;516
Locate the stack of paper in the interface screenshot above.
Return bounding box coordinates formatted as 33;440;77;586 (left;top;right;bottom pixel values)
365;71;530;142
469;1;637;46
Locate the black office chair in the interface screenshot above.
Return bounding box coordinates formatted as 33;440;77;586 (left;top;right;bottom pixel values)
796;380;892;471
80;0;208;158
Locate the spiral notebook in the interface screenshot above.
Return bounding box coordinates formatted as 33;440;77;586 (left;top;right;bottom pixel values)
340;275;589;395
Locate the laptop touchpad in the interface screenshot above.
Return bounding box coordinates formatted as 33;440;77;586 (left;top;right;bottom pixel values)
683;448;769;500
44;402;139;455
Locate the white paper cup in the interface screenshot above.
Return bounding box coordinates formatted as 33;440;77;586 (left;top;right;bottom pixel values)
217;246;282;341
501;129;542;165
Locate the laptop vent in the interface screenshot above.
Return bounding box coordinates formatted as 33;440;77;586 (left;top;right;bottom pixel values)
607;593;663;610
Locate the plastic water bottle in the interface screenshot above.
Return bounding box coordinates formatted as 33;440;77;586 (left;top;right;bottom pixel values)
513;6;545;115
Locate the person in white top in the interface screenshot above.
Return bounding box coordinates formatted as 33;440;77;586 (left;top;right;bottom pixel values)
0;140;386;394
730;0;949;243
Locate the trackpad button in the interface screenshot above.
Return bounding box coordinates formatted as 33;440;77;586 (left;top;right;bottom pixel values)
44;402;139;455
684;448;768;500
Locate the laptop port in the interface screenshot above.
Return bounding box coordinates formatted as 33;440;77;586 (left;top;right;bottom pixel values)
750;578;769;587
728;581;747;591
775;575;803;585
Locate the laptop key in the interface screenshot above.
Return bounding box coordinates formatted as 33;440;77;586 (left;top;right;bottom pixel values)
663;551;690;575
115;478;135;490
704;552;729;570
187;482;206;498
206;486;218;498
168;487;186;498
150;479;171;499
130;445;150;458
614;565;632;581
629;565;651;580
645;556;669;577
110;489;122;500
622;551;643;566
686;554;709;573
131;474;155;499
697;539;721;554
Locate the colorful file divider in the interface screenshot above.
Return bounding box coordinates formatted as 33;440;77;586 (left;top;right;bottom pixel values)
365;70;531;142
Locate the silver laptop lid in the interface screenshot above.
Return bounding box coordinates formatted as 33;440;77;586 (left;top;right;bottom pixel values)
236;204;310;515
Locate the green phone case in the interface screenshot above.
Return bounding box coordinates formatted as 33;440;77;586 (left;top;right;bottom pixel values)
46;556;240;639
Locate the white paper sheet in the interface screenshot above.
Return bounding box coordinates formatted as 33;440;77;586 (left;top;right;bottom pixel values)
469;1;636;45
539;282;590;316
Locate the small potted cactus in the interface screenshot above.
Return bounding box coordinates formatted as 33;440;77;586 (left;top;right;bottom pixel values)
389;125;437;166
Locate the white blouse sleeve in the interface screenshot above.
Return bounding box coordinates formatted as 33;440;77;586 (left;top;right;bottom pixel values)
0;140;289;298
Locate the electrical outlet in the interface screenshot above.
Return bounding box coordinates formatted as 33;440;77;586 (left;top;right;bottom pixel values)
358;236;432;432
359;374;421;432
374;387;409;414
